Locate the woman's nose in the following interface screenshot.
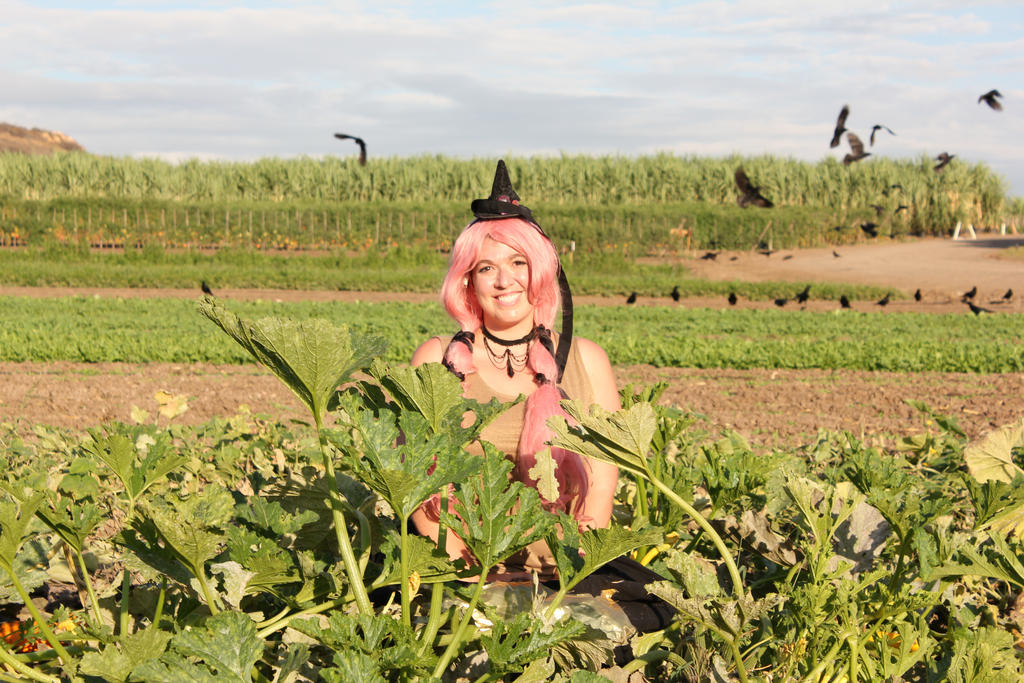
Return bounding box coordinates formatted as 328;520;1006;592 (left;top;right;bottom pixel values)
494;267;511;287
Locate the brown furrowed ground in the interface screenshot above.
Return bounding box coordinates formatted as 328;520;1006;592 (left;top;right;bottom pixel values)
2;235;1022;448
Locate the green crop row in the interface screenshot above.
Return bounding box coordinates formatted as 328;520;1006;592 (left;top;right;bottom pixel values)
0;245;892;301
3;296;1021;372
1;152;1019;251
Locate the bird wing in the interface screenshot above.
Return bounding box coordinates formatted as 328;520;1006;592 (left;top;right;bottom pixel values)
735;167;753;194
830;105;849;148
847;132;865;156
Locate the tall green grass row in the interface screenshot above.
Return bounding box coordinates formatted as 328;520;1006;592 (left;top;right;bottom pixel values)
0;151;1015;219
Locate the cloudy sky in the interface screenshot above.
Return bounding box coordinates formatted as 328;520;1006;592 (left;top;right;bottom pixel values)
3;1;1023;195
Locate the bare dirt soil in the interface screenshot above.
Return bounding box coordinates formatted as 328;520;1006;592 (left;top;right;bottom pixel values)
2;235;1022;448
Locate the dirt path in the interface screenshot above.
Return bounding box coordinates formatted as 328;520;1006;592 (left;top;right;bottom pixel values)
2;236;1022;447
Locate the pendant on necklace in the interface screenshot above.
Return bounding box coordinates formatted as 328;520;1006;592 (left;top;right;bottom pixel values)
506;355;514;378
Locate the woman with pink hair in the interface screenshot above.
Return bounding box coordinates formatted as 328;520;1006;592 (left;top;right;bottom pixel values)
410;161;620;579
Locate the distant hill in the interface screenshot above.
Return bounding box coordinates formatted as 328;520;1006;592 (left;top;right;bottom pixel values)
0;122;85;155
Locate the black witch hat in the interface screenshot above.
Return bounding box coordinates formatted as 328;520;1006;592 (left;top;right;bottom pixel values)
470;160;574;382
470;159;537;224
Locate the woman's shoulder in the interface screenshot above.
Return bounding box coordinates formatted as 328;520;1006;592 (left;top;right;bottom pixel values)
411;335;450;366
571;336;611;366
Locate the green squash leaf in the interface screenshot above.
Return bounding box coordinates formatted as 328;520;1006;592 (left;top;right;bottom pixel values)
200;297;387;422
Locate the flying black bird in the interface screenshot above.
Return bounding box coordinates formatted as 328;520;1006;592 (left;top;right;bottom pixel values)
967;301;993;315
700;251;719;260
735;167;774;208
876;293;891;306
758;249;777;257
671;285;680;302
833;250;841;258
843;132;871;165
978;89;1003;111
830;105;849;148
914;288;922;302
774;297;788;307
860;222;879;238
334;133;367;166
626;292;637;305
840;295;851;309
201;280;214;296
728;292;738;306
796;285;811;304
962;285;977;301
895;205;909;214
870;204;885;217
869;124;895;146
934;152;955;173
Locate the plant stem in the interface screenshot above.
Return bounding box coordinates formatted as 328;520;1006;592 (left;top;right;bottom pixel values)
0;645;57;683
649;477;744;602
418;486;450;656
431;568;489;679
153;576;167;627
315;416;373;616
8;567;71;665
256;596;347;639
73;548;103;625
191;563;221;616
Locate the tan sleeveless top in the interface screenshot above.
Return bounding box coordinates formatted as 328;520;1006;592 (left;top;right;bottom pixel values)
436;335;598;456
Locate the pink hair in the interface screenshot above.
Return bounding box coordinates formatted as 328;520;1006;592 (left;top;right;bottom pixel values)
440;218;589;515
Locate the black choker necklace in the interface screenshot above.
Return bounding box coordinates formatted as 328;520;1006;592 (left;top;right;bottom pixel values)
481;325;536;346
481;325;535;377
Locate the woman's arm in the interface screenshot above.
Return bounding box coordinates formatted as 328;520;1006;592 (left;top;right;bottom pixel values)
573;338;621;530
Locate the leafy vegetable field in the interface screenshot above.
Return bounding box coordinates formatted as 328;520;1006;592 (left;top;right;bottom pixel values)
3;295;1022;372
2;301;1024;681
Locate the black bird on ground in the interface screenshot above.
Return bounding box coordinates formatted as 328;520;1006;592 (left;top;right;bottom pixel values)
782;254;793;260
967;301;993;315
978;89;1003;111
843;132;871;165
962;286;977;301
860;222;879;238
934;152;955;173
333;133;367;166
729;256;738;261
833;250;841;258
1001;288;1013;302
840;295;851;309
735;167;774;208
774;297;788;307
700;251;719;260
895;204;909;214
876;293;891;307
830;105;849;148
914;288;922;302
870;124;895;146
796;285;811;304
671;285;680;302
728;292;738;306
201;280;214;296
882;183;903;196
626;292;637;305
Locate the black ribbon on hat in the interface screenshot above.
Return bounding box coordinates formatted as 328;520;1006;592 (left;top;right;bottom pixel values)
469;160;574;383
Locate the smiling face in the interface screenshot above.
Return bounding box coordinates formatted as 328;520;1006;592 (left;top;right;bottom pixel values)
471;237;535;336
